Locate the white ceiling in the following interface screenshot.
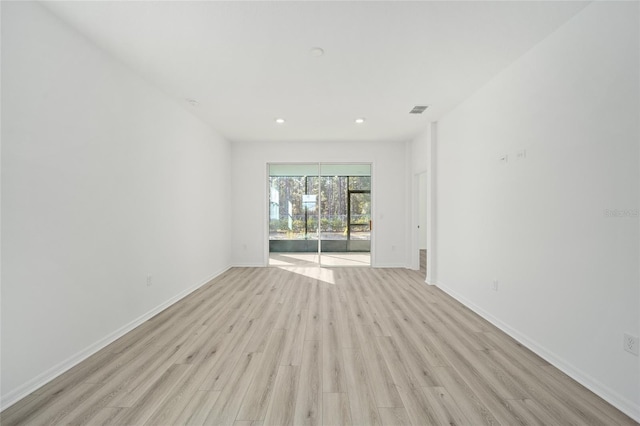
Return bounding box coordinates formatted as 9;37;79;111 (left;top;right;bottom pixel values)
43;1;589;144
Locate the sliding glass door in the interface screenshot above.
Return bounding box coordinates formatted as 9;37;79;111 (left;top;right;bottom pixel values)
268;163;371;266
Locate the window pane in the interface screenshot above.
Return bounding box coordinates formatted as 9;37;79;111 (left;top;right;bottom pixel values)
269;175;318;241
349;176;371;191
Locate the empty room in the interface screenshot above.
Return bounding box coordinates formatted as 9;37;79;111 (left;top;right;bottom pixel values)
1;1;638;425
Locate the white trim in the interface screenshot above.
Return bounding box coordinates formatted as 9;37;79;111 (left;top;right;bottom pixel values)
0;266;231;411
409;173;420;271
373;263;409;269
436;280;640;423
425;121;437;286
369;161;376;268
233;263;266;268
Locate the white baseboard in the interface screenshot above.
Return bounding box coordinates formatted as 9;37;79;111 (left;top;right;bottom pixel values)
0;265;231;411
373;263;409;269
435;280;640;423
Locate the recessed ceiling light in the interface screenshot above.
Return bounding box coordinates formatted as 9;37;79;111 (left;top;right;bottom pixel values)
275;118;286;124
355;118;366;124
310;47;324;57
186;98;199;106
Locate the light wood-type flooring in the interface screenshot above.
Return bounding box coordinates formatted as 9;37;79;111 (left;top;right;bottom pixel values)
2;266;637;425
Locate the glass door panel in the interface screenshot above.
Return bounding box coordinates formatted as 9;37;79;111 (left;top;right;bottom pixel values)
319;164;371;255
269;164;319;255
348;192;371;252
318;175;347;252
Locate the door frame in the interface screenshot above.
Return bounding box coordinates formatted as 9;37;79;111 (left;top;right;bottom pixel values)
265;162;374;267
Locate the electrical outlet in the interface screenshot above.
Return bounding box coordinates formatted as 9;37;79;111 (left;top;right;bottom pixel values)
146;275;153;287
623;333;639;355
492;280;499;291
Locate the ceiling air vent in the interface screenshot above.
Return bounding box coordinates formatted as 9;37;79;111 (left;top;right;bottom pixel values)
409;105;429;114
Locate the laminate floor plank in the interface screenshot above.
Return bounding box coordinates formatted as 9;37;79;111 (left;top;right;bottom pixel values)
236;329;287;421
294;274;313;311
305;281;323;341
427;329;530;425
107;363;191;425
322;319;347;393
390;309;449;368
340;270;374;326
545;364;637;426
263;365;299;426
11;382;101;426
274;278;303;330
2;266;636;426
375;270;443;336
482;330;550;367
504;399;558;426
294;339;323;426
280;309;308;366
30;347;116;395
82;323;189;386
322;393;352;426
199;315;261;392
358;270;395;336
433;366;499;426
515;398;578;426
173;324;220;365
335;285;360;349
430;307;495;352
87;407;126;426
54;343;189;425
108;334;198;408
142;359;220;426
376;335;441;426
342;348;382;426
172;390;221;426
0;394;40;425
322;284;338;321
477;348;586;425
234;421;263;426
203;352;262;426
386;314;440;388
243;301;282;354
378;407;412;426
353;323;404;408
537;365;633;426
422;386;471;426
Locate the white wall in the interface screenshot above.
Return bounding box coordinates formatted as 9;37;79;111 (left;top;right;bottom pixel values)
418;172;427;250
435;1;639;419
1;2;232;407
411;126;429;174
231;140;409;267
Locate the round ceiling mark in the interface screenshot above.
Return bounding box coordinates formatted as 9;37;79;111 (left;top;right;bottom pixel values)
310;47;325;57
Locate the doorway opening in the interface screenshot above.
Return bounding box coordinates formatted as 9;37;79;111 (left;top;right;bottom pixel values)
268;163;371;267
